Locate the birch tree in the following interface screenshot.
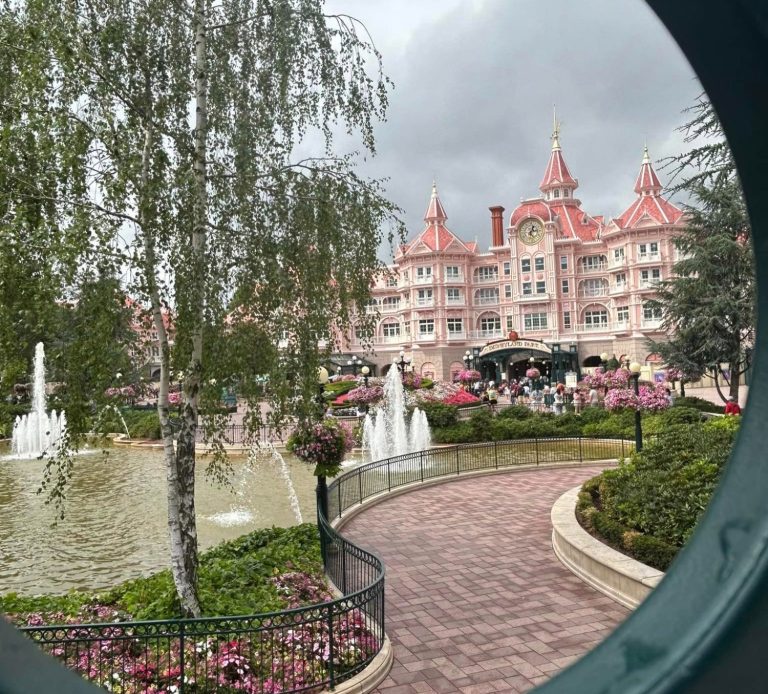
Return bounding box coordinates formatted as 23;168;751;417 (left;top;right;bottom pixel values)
0;0;399;616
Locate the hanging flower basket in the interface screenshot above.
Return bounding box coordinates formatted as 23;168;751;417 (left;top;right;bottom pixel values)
455;369;481;383
526;367;540;380
286;419;355;477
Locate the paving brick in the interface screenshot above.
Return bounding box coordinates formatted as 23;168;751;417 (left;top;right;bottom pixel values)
341;466;629;692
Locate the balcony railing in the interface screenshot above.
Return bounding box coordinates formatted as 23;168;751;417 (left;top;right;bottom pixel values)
415;298;434;307
521;292;550;301
639;281;660;290
446;297;465;305
577;262;607;273
414;275;434;284
609;256;627;268
637;252;661;263
641;318;663;329
578;287;608;298
469;329;504;339
609;283;629;295
415;332;436;341
613;321;630;332
473;274;499;284
444;274;464;283
380;304;400;313
446;331;467;340
374;334;402;344
474;296;500;306
576;322;611;332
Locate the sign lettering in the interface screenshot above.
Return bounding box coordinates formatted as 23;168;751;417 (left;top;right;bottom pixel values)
479;339;552;358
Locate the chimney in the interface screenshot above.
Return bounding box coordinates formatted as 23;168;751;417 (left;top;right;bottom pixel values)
489;206;505;247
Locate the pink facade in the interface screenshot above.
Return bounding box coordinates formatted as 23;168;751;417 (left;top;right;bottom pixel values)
347;132;683;382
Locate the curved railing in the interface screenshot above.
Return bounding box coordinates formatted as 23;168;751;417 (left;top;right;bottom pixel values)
18;435;627;693
327;435;633;522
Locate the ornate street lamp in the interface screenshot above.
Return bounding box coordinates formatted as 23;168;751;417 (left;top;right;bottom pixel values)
361;365;370;388
347;355;361;376
316;366;329;416
394;350;411;373
315;365;330;519
629;360;643;452
600;352;609;370
463;350;473;370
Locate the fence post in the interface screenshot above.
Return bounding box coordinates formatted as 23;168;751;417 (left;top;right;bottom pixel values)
341;545;348;595
456;446;460;475
338;483;343;519
579;436;584;462
327;602;336;689
178;620;185;694
420;451;424;482
494;440;498;469
387;462;391;492
622;437;626;459
535;435;539;466
358;470;363;505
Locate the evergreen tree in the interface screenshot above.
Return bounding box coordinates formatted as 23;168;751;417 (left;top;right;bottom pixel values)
649;96;755;402
0;0;401;616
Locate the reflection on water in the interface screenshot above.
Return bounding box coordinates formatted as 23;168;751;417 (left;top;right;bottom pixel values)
0;444;320;595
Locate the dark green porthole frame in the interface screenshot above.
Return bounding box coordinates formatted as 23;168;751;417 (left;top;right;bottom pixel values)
0;1;767;692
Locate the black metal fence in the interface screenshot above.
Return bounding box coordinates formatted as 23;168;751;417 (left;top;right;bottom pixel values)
327;436;633;521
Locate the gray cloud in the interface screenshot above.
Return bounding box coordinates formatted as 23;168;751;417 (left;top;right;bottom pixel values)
325;0;699;256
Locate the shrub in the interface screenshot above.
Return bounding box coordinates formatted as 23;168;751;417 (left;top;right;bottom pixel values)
674;396;723;413
129;412;163;439
591;511;626;547
0;402;30;438
418;401;458;428
630;534;678;571
660;406;703;426
431;423;473;444
497;405;532;420
578;407;611;424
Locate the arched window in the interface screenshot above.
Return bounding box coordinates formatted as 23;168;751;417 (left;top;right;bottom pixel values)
420;362;435;379
477;312;501;337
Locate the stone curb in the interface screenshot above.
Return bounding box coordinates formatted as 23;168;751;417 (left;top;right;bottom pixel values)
319;637;394;694
551;486;665;609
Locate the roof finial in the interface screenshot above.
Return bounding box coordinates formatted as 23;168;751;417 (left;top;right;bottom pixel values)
432;178;438;196
551;105;561;151
642;141;651;164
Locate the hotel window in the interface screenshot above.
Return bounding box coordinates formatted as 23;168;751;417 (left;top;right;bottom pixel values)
475;266;498;282
506;315;515;330
560;255;568;270
563;311;571;329
354;325;367;339
503;261;511;276
480;316;501;333
386;276;398;287
561;279;569;294
524;312;548;330
382;296;400;310
447;287;462;302
475;287;499;304
521;258;531;273
382;322;400;337
615;272;627;287
535;256;545;271
641;268;661;285
580;255;605;271
638;242;659;257
417;288;433;301
536;280;546;294
614;248;625;262
404;322;410;335
643;304;663;321
416;266;432;280
554;189;560;198
445;265;460;280
616;306;629;322
418;319;434;335
563;189;569;198
447;318;463;334
504;284;512;299
584;309;609;327
522;282;532;295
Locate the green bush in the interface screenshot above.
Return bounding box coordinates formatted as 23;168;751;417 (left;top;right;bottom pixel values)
674;396;723;413
418;401;458;428
497;405;533;420
591;511;626;547
128;412;163;439
324;380;357;396
629;534;678;571
578;406;611;424
660;406;704;426
0;402;29;438
432;423;473;444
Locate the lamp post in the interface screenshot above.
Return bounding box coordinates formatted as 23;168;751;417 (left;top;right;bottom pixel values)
347;355;361;376
463;350;473;370
600;352;609;370
629;361;643;452
528;355;540;390
361;365;370;388
395;350;411;373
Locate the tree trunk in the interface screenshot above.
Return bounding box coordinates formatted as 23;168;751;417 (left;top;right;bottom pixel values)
729;364;741;401
680;379;686;398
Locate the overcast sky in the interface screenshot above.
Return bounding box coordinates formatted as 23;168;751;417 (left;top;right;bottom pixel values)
322;0;700;259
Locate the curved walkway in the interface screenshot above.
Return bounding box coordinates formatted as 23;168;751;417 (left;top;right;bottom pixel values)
341;465;629;693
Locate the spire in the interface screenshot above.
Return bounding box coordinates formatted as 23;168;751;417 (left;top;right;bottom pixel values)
551;105;561;151
424;180;447;223
539;113;577;194
634;143;662;195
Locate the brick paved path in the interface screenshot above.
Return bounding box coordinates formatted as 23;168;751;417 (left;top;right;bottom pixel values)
341;465;629;693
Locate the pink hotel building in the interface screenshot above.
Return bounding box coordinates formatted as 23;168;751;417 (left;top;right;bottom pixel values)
345;130;684;384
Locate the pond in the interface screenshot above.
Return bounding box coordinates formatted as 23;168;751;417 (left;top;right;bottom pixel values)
0;444;325;595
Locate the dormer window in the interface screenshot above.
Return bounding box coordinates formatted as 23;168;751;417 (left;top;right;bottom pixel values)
553;189;560;198
563;189;569;198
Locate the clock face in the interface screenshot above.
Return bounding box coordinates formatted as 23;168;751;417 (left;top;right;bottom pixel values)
519;218;544;245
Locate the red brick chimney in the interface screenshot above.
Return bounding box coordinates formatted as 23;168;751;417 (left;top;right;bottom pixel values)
489;206;505;247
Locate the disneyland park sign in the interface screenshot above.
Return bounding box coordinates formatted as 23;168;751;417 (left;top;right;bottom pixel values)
479;339;552;358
